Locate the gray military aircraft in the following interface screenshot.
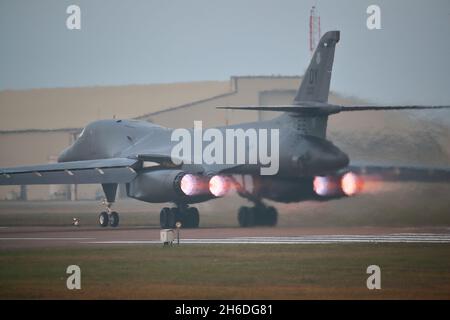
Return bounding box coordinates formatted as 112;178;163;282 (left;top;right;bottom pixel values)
1;31;450;229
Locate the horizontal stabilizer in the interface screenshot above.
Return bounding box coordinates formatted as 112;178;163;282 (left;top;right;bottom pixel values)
338;105;450;112
218;104;450;116
217;105;340;115
346;163;450;182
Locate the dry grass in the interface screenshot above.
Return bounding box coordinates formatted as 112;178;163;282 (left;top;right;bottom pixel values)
1;244;450;299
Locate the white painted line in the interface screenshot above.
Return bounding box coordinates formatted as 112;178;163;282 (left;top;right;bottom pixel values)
0;237;95;241
85;241;159;244
83;234;450;245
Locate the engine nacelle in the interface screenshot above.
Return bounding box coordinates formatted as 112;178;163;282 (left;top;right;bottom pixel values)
127;170;210;203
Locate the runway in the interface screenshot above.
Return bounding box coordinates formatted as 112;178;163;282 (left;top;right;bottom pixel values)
86;234;450;245
1;226;450;249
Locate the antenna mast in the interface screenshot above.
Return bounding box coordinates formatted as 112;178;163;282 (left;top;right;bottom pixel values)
309;5;321;56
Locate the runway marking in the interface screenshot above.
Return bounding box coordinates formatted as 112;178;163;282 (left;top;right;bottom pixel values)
84;234;450;245
0;237;95;241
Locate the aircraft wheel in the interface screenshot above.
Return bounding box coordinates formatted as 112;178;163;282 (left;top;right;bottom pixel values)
181;209;192;228
246;208;256;227
99;211;109;227
238;207;247;227
186;207;200;229
168;207;178;229
238;206;255;227
160;207;171;229
265;206;278;227
254;206;267;226
252;206;278;227
109;211;120;227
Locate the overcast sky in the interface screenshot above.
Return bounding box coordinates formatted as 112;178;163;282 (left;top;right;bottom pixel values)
0;0;449;104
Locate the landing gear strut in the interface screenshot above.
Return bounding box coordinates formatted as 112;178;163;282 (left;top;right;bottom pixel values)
160;204;200;229
237;202;278;228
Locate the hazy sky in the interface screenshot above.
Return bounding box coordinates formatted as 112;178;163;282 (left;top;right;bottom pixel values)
0;0;449;104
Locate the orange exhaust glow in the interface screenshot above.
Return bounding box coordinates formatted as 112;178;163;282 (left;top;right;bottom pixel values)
209;175;229;197
180;174;197;196
341;172;363;196
179;174;210;196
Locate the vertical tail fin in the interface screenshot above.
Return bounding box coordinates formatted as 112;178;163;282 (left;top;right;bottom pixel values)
294;30;340;104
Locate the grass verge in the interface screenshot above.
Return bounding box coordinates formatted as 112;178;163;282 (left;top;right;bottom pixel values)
1;243;450;299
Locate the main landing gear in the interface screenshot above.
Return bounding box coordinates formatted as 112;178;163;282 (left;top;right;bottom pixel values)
160;204;200;229
98;202;120;228
237;202;278;228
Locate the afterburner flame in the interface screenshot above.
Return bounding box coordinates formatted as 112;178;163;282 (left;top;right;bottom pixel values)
341;172;362;196
313;176;330;196
180;174;197;196
209;175;229;197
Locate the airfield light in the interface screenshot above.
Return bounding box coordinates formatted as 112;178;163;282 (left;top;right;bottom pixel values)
175;222;181;245
209;175;228;197
341;172;361;196
180;174;196;196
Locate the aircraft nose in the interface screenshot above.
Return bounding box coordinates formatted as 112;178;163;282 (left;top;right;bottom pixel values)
58;147;71;162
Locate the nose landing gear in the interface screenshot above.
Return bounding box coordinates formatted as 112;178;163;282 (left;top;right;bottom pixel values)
98;183;120;228
98;201;120;227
